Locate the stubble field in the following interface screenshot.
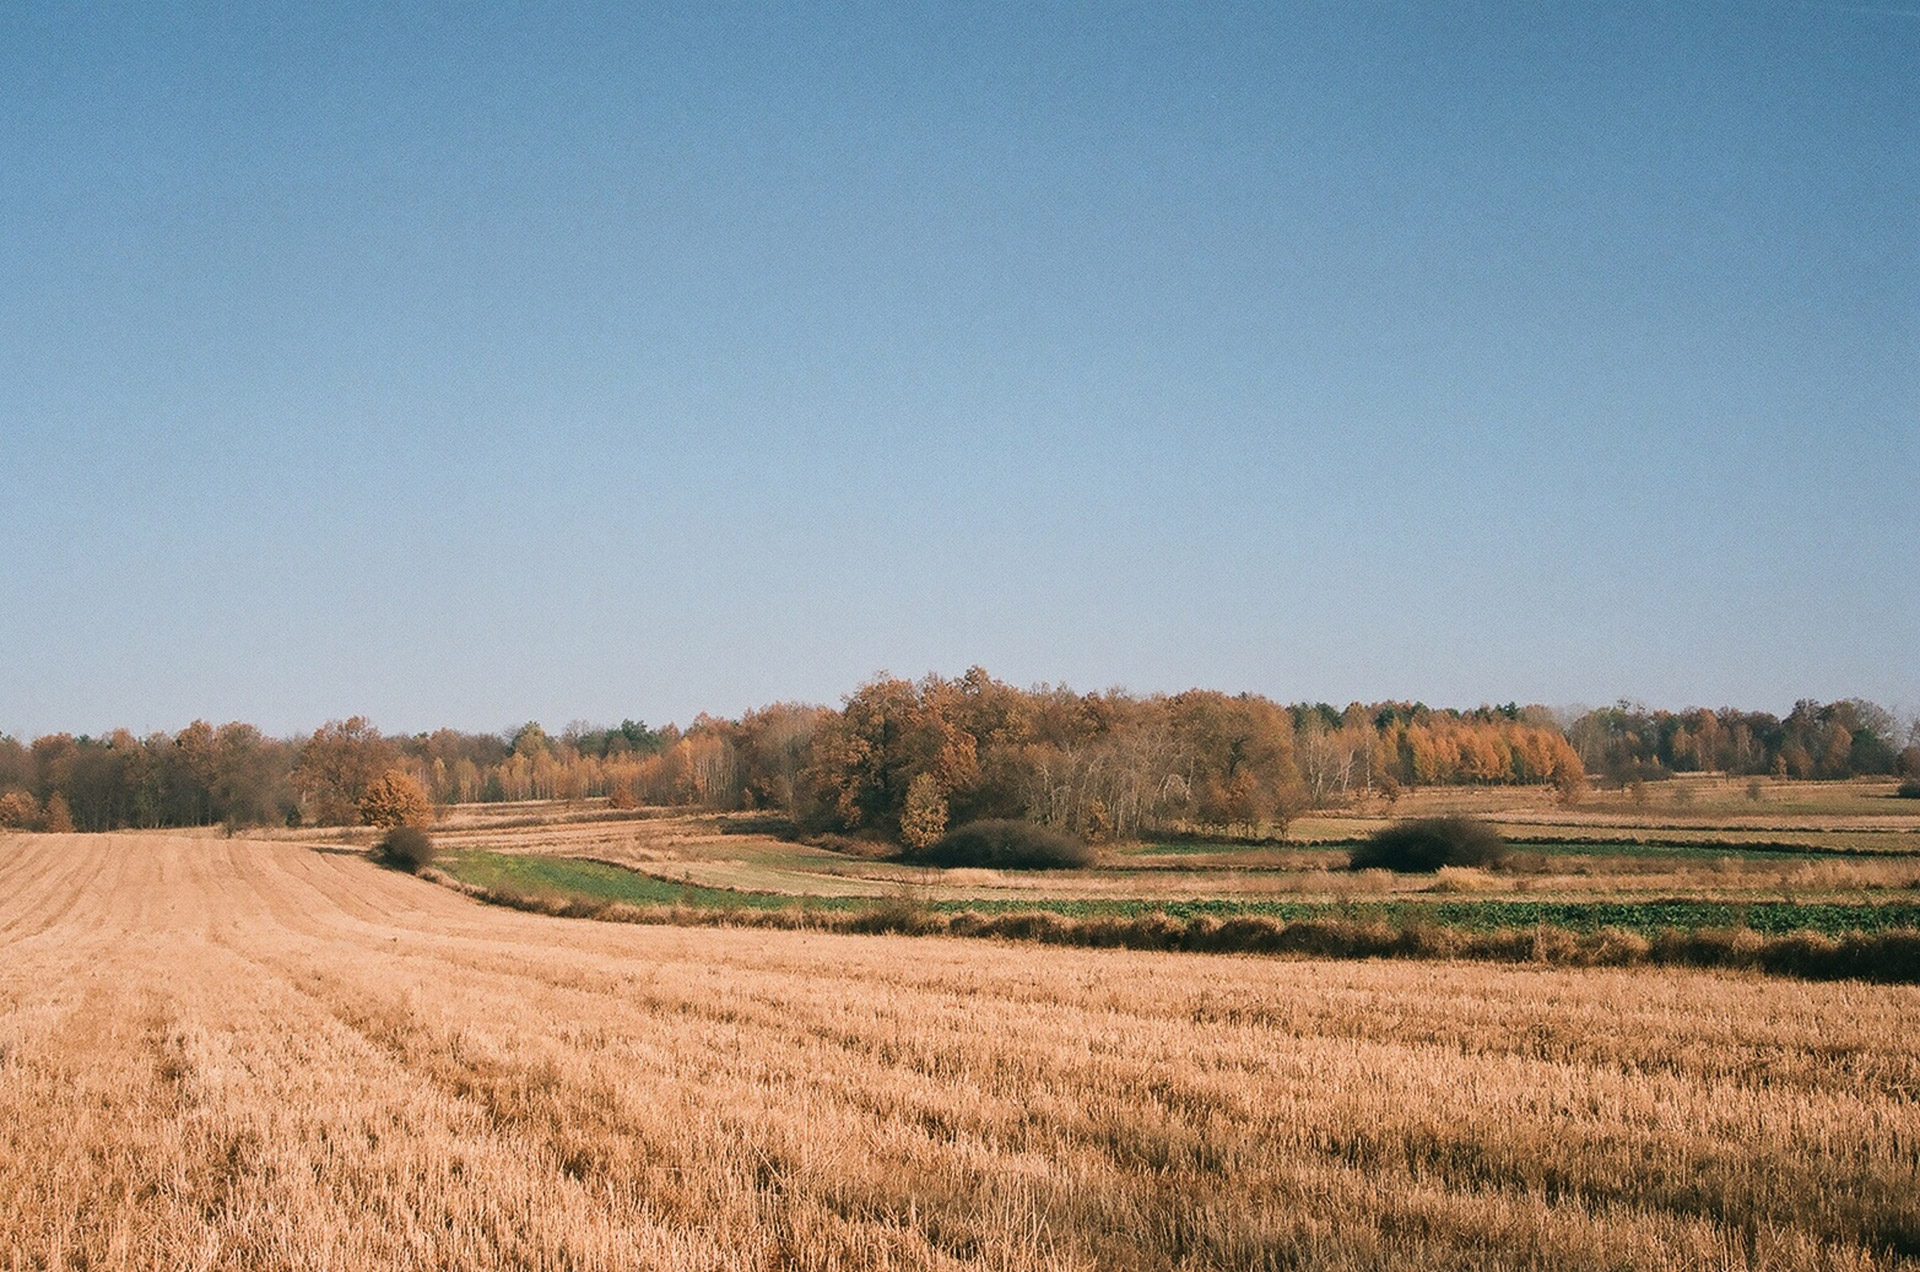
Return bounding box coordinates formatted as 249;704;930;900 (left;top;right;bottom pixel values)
2;831;1918;1270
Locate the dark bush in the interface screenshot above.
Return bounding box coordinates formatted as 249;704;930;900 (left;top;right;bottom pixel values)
376;825;435;873
1897;780;1920;800
1349;816;1508;873
911;819;1092;869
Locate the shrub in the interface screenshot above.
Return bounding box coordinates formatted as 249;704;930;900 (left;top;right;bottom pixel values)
1897;780;1920;800
1349;816;1508;873
376;825;435;873
911;819;1092;870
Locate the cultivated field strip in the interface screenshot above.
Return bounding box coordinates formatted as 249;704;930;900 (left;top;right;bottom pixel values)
1;835;1917;1270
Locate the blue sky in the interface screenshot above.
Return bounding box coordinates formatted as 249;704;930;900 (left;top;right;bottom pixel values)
2;1;1915;738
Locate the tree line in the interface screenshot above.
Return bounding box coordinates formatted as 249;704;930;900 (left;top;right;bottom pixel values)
1562;698;1920;784
1;672;1914;839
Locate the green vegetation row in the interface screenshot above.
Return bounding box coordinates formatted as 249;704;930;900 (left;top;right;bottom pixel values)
438;850;860;912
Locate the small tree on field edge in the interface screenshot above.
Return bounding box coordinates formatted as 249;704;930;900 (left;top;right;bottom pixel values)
357;769;433;829
899;773;949;851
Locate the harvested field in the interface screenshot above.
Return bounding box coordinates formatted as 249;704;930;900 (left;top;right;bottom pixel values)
3;832;1919;1270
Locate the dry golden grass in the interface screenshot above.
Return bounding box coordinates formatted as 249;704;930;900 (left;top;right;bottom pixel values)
1295;777;1920;842
3;831;1919;1270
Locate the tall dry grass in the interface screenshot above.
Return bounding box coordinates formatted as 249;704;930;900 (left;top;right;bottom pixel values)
1;832;1917;1270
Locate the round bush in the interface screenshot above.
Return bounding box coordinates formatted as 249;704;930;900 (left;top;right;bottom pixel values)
912;819;1091;870
1897;779;1920;800
1349;816;1508;873
376;825;435;873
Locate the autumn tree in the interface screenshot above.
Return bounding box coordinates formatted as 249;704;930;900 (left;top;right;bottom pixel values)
211;722;291;828
171;719;219;825
1269;781;1312;842
1900;745;1920;779
801;672;1010;840
899;772;949;850
736;703;831;814
802;675;934;835
357;769;434;829
0;736;29;796
419;728;510;803
1297;708;1385;805
1164;690;1302;831
0;790;40;829
294;718;397;825
680;721;742;807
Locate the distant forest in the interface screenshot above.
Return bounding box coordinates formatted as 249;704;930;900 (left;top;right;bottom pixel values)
1;669;1915;839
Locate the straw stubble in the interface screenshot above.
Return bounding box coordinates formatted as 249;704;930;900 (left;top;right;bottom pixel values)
1;833;1915;1270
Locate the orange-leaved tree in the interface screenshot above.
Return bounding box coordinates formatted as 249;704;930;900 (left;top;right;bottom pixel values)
0;790;41;829
296;717;398;824
356;769;433;829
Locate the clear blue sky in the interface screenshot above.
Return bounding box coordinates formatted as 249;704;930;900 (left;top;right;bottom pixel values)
3;1;1915;738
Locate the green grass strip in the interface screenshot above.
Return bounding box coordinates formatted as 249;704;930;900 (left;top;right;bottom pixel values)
440;850;866;912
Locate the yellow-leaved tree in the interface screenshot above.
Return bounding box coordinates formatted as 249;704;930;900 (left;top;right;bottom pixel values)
899;772;949;851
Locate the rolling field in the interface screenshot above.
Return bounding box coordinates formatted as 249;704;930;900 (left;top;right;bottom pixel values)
407;786;1920;968
3;832;1920;1269
407;781;1920;917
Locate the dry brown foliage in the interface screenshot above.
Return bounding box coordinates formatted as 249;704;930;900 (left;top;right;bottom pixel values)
0;791;40;830
1;832;1917;1269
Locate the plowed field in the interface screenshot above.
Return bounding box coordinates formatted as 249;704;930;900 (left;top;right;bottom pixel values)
2;833;1917;1270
